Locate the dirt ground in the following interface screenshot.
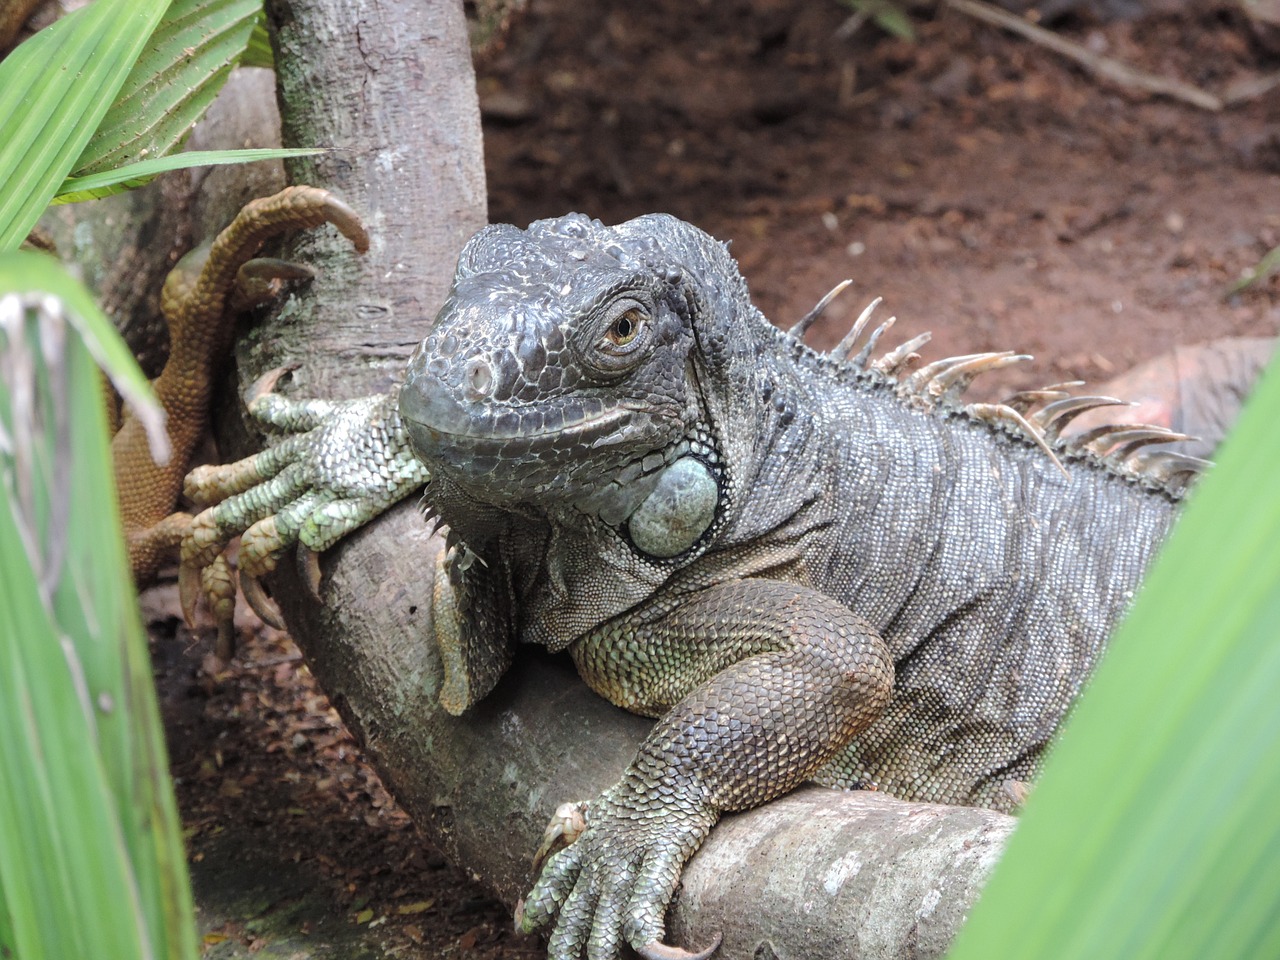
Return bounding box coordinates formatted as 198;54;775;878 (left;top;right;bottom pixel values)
155;2;1279;957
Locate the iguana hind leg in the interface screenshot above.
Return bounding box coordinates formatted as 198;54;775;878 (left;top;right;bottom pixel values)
520;580;894;960
116;186;370;594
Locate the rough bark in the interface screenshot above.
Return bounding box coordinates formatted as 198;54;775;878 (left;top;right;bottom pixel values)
249;0;488;402
239;4;1014;959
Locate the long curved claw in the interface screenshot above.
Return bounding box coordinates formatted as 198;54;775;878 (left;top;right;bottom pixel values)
241;572;286;630
179;558;203;628
532;802;589;875
238;257;315;283
172;528;242;659
246;363;300;404
215;618;236;662
316;193;370;253
637;932;724;960
230;259;316;312
301;546;323;599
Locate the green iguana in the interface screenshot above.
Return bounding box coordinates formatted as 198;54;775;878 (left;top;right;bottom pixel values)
179;211;1206;960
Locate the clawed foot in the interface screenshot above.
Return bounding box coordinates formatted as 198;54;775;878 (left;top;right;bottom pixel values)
177;380;429;634
129;512;242;658
517;786;721;960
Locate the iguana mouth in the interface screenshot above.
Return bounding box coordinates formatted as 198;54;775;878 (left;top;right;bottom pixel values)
398;359;684;498
400;370;632;437
400;394;634;460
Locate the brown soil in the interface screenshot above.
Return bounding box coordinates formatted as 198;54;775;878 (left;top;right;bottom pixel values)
152;588;536;960
159;3;1278;958
483;1;1279;395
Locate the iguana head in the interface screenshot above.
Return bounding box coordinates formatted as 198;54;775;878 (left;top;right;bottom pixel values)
400;213;731;558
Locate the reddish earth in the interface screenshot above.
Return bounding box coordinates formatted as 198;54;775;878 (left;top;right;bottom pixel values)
482;1;1278;396
157;3;1278;957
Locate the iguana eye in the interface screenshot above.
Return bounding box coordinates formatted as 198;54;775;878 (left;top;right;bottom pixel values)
584;302;653;379
606;308;644;346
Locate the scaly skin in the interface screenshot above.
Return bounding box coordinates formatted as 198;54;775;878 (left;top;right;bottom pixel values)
111;186;369;631
181;212;1206;960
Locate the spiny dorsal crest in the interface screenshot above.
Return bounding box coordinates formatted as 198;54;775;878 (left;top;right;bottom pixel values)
788;281;1210;493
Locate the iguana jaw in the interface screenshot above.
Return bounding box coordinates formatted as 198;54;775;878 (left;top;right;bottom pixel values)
398;372;667;483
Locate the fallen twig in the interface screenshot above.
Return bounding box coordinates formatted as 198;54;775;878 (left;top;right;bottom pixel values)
945;0;1224;112
1222;70;1280;107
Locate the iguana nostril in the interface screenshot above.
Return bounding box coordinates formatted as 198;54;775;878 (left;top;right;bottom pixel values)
467;359;493;396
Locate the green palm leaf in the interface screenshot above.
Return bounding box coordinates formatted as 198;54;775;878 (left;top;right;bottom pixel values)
0;0;170;249
947;354;1280;958
73;0;265;176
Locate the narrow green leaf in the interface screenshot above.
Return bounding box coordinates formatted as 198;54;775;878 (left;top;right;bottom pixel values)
0;251;165;463
0;0;171;250
0;262;198;960
946;354;1280;958
54;147;323;205
241;11;274;69
837;0;916;39
74;0;264;176
872;6;916;40
1225;243;1280;296
1;306;148;959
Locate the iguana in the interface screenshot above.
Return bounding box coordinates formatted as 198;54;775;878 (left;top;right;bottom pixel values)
179;211;1206;960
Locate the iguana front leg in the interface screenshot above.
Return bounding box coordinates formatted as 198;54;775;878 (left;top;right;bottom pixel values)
179;378;429;627
519;579;894;960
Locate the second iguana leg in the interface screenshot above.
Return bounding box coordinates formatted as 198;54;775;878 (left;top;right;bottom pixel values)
115;186;370;593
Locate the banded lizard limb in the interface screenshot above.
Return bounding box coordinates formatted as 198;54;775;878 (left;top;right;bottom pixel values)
110;185;367;651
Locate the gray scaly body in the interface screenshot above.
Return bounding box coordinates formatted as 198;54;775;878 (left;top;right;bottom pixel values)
183;211;1202;960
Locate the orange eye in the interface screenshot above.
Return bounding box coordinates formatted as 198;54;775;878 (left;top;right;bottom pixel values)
606;309;643;346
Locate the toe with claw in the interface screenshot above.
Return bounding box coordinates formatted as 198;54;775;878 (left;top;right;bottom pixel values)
177;381;430;636
533;801;590;874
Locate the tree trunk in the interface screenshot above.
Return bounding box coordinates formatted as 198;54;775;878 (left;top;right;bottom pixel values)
252;0;487;401
220;2;1015;958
